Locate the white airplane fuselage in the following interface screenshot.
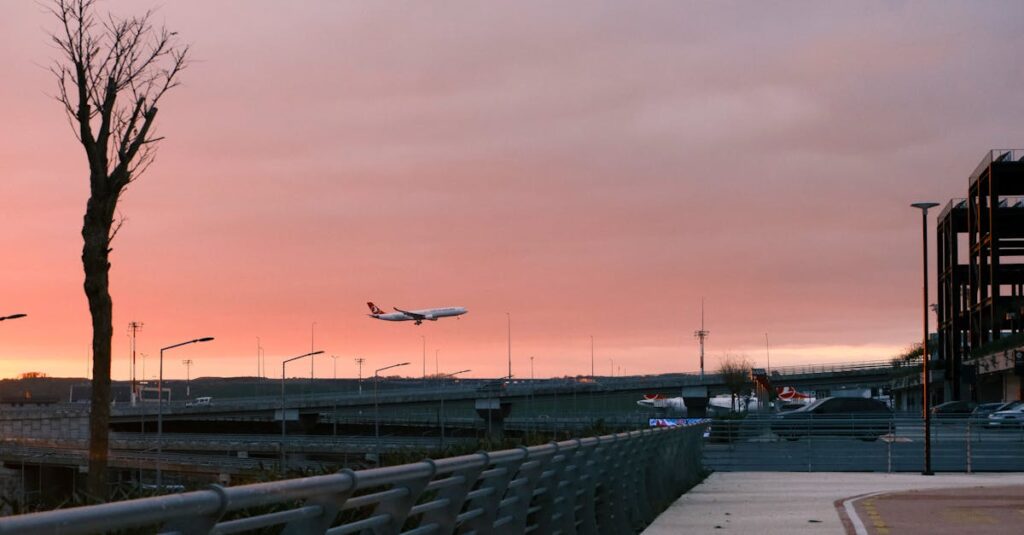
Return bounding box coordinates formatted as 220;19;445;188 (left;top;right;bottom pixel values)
367;302;467;325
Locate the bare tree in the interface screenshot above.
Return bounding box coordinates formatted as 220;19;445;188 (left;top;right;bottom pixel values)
718;354;753;412
49;0;187;500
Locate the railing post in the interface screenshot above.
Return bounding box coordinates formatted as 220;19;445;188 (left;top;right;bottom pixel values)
531;442;568;535
161;484;229;535
458;451;525;534
419;454;488;535
502;445;556;534
367;461;437;535
281;470;356;535
573;438;600;535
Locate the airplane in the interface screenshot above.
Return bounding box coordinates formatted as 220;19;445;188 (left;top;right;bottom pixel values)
366;302;468;325
776;386;814;402
635;394;754;415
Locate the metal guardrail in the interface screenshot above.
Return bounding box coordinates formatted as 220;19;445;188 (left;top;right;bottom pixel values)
704;412;1024;472
0;425;706;535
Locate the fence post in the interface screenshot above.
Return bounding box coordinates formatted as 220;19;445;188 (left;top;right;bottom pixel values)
887;419;893;474
966;418;972;474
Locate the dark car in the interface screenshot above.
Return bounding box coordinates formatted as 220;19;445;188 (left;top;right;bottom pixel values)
930;400;976;421
476;380;508;393
771;397;892;441
971;402;1008;420
973;400;1023;420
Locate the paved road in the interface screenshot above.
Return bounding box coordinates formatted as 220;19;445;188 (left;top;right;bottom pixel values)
843;485;1024;534
642;472;1024;534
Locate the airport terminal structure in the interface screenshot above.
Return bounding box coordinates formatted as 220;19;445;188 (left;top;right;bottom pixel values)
933;149;1024;405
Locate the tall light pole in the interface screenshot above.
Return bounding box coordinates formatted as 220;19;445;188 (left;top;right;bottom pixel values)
590;335;594;378
609;358;614;377
256;337;262;380
158;337;213;488
435;349;439;377
355;357;365;394
331;355;339;380
530;356;535;381
280;349;324;473
421;335;426;381
181;359;193;400
506;312;512;379
912;201;939;476
375;362;410;463
0;314;27;322
310;322;317;382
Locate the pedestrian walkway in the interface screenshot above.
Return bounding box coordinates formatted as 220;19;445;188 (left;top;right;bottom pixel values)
642;472;1024;534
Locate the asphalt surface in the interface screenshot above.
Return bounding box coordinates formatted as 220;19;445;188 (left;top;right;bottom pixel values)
642;472;1024;534
842;485;1024;535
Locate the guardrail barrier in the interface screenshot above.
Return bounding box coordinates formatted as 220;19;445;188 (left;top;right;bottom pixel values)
0;424;706;534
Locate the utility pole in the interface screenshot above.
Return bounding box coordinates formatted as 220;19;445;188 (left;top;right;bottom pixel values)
694;299;709;381
128;321;143;405
590;335;594;378
355;358;365;395
182;359;193;400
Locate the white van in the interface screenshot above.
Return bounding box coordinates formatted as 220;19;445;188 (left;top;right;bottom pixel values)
186;396;212;407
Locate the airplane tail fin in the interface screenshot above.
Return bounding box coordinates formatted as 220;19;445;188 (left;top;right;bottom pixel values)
367;302;385;315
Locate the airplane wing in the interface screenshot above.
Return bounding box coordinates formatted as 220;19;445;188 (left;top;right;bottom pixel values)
393;307;426;320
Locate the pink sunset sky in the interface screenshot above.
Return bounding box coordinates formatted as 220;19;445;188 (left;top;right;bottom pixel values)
2;1;1023;381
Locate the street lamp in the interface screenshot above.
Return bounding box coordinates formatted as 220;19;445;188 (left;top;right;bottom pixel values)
157;336;213;488
507;312;512;379
439;369;470;449
182;359;193;400
280;350;324;472
0;314;27;322
912;201;939;476
374;361;410;464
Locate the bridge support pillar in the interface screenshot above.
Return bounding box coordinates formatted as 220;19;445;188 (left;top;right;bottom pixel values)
682;386;710;418
475;398;511;442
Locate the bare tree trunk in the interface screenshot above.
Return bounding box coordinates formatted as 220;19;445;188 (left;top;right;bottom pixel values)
48;0;187;499
83;192;115;500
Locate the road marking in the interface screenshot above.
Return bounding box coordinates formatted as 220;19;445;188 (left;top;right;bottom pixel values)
843;492;888;535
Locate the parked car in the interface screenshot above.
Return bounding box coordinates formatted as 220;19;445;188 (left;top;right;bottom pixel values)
930;400;976;420
987;403;1024;429
771;397;892;441
971;402;1013;420
476;380;508;393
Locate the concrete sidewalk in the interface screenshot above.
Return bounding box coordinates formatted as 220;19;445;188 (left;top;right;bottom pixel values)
642;472;1024;534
